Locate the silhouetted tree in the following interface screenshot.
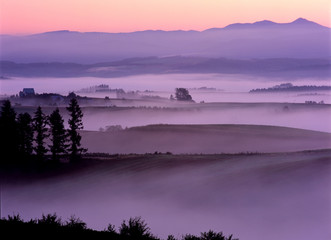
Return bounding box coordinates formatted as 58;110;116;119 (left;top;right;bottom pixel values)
183;235;200;240
67;98;86;161
17;112;34;159
65;215;87;231
38;213;62;227
33;106;49;161
120;217;156;240
67;92;77;99
200;230;227;240
49;108;68;162
0;100;18;164
1;213;238;239
175;88;193;101
183;231;238;240
167;235;177;240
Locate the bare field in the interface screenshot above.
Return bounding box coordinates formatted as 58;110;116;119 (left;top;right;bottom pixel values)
81;124;331;154
11;100;331;132
2;150;331;240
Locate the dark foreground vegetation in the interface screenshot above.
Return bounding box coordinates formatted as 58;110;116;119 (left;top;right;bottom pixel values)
0;214;237;240
0;98;87;165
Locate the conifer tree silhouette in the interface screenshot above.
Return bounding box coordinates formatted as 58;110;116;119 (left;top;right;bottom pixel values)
0;100;18;164
67;98;87;161
33;106;49;161
49;108;68;162
17;112;34;159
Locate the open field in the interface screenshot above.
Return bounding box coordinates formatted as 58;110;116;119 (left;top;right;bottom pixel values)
2;77;331;239
1;15;331;240
2;149;331;240
11;101;331;133
81;124;331;154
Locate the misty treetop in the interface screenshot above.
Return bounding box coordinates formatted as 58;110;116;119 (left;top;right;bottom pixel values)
174;88;193;102
0;99;87;165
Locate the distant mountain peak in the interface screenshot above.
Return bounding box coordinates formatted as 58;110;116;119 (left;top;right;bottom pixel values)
44;30;71;34
253;20;277;25
292;18;309;23
222;20;277;30
209;18;326;31
39;30;82;36
290;17;318;25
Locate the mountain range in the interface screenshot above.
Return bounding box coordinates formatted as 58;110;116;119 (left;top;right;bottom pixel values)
0;18;330;78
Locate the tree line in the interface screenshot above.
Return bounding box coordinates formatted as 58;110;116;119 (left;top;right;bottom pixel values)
0;213;238;240
0;98;87;165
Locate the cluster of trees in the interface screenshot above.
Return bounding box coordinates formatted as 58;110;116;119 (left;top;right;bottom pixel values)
0;98;86;165
170;88;193;102
0;214;238;240
249;83;331;93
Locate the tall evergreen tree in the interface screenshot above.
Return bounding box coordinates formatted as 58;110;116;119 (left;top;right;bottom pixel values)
0;100;18;164
67;98;87;161
17;112;34;159
33;106;49;161
49;108;68;162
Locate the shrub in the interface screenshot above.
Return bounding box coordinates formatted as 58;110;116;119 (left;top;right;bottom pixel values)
119;216;155;239
38;213;62;227
65;215;87;230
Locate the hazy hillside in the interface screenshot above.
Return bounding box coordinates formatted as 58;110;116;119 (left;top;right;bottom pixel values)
1;18;329;64
1;57;330;78
81;124;331;154
3;149;330;240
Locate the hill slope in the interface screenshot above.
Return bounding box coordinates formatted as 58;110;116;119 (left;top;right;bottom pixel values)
81;124;331;154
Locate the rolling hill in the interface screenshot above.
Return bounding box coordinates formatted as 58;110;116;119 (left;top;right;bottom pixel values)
81;124;331;154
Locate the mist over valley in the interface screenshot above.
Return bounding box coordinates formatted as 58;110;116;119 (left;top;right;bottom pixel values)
1;17;330;240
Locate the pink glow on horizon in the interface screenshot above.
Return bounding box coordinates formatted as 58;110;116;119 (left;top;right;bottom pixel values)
0;0;330;35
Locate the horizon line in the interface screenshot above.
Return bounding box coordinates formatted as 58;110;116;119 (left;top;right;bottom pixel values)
2;17;329;36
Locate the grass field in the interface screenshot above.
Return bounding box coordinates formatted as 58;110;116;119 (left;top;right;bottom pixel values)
2;149;330;240
81;124;331;154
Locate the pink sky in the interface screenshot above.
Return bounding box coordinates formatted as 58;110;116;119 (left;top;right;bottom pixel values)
0;0;330;35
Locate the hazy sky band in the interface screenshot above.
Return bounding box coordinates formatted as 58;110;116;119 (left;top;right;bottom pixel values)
0;0;330;35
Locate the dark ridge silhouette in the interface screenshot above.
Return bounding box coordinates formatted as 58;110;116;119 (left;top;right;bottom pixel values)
0;214;237;240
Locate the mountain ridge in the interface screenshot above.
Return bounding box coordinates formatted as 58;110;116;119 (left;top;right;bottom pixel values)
1;18;329;64
1;57;330;79
2;18;328;36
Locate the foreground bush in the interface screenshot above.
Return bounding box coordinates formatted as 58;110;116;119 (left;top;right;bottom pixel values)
0;214;238;240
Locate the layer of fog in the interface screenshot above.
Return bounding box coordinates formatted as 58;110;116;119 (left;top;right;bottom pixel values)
2;151;330;240
1;74;331;97
79;104;331;133
81;125;331;154
2;74;331;133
